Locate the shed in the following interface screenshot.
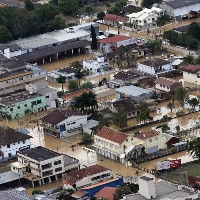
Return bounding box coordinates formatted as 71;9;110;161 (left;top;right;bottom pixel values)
162;133;179;149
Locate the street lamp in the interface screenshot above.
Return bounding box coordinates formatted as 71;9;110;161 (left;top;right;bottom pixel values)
182;171;187;185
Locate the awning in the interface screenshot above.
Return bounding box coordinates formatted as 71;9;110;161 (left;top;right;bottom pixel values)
120;145;135;159
172;59;183;66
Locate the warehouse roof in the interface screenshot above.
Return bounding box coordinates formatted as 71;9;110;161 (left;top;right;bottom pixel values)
165;0;200;9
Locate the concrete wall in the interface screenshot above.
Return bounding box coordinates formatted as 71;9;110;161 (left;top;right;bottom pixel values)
0;139;30;162
183;71;200;85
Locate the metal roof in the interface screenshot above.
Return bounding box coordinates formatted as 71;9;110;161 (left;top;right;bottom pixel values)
0;171;21;185
115;85;151;96
165;0;200;9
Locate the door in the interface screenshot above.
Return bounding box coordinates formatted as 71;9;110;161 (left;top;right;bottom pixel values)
148;146;158;154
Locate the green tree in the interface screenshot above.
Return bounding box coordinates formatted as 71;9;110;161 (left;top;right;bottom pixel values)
112;107;127;127
68;80;79;92
146;39;162;53
188;98;199;108
98;116;111;130
58;0;78;14
24;0;35;11
167;101;174;112
81;133;93;147
182;54;194;65
113;186;132;200
115;0;128;9
56;75;66;91
75;68;84;86
195;55;200;65
70;60;82;69
81;81;94;89
0;25;12;43
91;24;97;50
187;22;200;40
32;189;44;195
84;6;96;16
127;183;139;193
97;11;105;21
175;86;189;107
151;90;159;102
188;138;200;159
57;91;64;98
156;14;169;27
136;101;150;123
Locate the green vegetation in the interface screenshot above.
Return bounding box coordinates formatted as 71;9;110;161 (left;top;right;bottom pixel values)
58;0;78;15
112;107;127;127
74;68;84;86
174;86;189;107
84;6;96;16
113;185;132;200
97;11;105;21
188;138;200;159
68;80;79;92
156;124;170;132
0;4;66;43
167;101;174;112
81;81;94;89
98;116;111;129
188;98;199;108
57;91;64;98
107;0;127;15
156;14;169;27
141;0;162;8
81;133;94;147
136;101;150;123
32;189;44;195
146;39;162;53
56;75;66;91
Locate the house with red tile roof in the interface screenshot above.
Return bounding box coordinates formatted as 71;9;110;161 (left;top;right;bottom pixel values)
135;129;167;154
93;127;144;163
155;77;182;92
94;187;116;200
99;35;137;53
63;164;112;190
182;64;200;85
103;14;128;27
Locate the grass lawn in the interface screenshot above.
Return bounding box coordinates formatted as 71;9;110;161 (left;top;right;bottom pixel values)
160;162;200;184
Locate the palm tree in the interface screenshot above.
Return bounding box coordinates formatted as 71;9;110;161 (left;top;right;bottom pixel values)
56;75;66;91
75;68;84;87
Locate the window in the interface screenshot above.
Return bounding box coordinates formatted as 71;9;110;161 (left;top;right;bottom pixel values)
14;79;17;82
10;108;13;111
106;142;108;146
110;144;113;148
126;139;128;142
19;77;23;81
160;84;162;87
115;145;118;150
7;144;10;148
155;137;158;141
71;122;76;125
149;139;152;142
54;160;61;165
46;95;49;99
24;104;27;107
8;153;12;158
37;100;42;104
167;87;169;89
55;167;62;172
17;106;20;109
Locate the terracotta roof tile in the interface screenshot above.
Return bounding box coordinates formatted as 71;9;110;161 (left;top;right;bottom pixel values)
63;165;110;185
63;89;90;100
182;64;200;74
40;109;85;125
0;126;32;146
155;77;181;87
71;190;88;198
96;127;128;144
94;187;116;200
103;14;128;22
135;130;159;139
99;35;132;44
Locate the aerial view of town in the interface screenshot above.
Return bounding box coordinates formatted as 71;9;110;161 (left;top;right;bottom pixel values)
1;0;200;199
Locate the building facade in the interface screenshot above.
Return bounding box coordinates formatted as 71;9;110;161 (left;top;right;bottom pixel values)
103;14;128;26
0;90;46;119
0;126;32;162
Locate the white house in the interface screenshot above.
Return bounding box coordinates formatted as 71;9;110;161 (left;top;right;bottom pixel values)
63;165;112;189
11;146;79;187
99;35;137;53
182;64;200;85
127;7;165;30
155;77;182;92
83;56;110;73
40;109;93;138
159;0;200;21
138;58;172;77
0;126;32;163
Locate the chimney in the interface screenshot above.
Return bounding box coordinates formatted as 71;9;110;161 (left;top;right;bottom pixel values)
138;176;156;199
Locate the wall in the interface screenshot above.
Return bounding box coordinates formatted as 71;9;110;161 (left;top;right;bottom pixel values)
155;83;170;92
183;71;200;85
0;139;30;162
83;60;110;73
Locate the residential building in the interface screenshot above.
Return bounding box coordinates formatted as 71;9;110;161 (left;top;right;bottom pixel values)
99;35;137;53
0;90;46;119
0;126;32;162
93;127;144;163
121;175;198;200
47;67;76;83
127;7;165;30
83;56;110;73
72;177;124;199
0;62;46;94
162;133;179;149
103;14;128;26
138;59;172;77
40;109;89;138
159;0;200;21
63;165;112;190
110;98;139;119
182;64;200;85
26;81;59;110
135;129;167;154
94;187;116;200
11;146;79;187
155;77;182;92
173;25;189;34
115;85;151;101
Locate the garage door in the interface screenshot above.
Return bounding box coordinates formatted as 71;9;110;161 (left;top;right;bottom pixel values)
148;146;158;154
